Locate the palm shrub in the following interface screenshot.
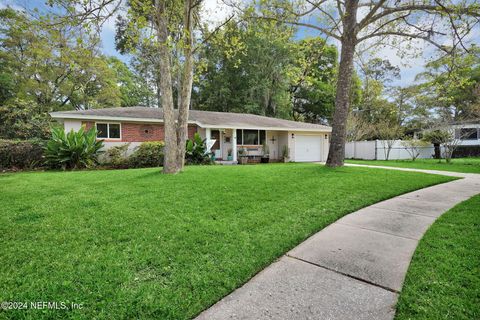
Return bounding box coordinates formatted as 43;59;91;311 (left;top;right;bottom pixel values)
44;127;104;170
185;133;212;164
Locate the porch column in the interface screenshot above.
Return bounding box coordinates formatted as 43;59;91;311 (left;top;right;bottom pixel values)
232;129;237;163
205;128;213;153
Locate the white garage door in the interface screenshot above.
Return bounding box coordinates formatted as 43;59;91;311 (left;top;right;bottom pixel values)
295;135;322;162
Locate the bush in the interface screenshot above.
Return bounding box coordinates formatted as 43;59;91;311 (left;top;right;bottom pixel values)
44;127;104;170
0;139;45;170
102;143;130;168
401;138;430;161
185;133;212;165
0;98;51;140
129;141;164;168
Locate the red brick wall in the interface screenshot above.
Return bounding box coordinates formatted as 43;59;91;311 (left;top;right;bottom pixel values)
187;125;197;140
82;121;197;142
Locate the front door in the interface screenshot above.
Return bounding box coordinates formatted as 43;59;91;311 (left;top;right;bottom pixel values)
211;130;222;159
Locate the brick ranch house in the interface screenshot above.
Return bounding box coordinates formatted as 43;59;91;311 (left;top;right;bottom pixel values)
50;107;332;163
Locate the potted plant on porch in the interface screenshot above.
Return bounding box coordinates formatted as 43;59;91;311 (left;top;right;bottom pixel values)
227;148;233;161
261;141;270;163
238;148;248;164
281;145;289;163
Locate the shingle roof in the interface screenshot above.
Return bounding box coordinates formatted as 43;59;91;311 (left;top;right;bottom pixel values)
50;107;331;132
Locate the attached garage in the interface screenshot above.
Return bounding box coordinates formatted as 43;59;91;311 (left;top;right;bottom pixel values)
294;134;323;162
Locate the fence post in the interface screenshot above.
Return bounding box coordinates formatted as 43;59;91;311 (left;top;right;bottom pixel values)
375;140;378;160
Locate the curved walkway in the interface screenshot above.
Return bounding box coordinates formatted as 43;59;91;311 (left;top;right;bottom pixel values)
196;165;480;320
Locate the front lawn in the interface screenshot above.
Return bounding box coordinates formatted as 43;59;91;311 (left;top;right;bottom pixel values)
395;194;480;320
0;164;454;319
346;158;480;174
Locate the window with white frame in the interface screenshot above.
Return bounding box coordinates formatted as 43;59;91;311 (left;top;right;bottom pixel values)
236;129;266;145
96;123;121;139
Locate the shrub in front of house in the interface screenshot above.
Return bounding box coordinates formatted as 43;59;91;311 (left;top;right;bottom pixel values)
44;127;104;170
129;141;164;168
0;139;45;170
185;133;212;165
102;143;131;168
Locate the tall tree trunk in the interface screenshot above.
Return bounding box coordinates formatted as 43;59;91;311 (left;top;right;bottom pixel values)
326;0;358;167
176;0;194;169
155;1;178;174
155;68;162;108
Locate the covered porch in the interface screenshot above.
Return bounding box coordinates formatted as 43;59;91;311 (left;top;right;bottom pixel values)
199;128;289;163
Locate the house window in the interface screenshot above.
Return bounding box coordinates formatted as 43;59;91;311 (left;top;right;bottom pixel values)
243;129;259;145
96;123;108;138
460;128;478;140
236;129;266;145
236;129;242;145
96;123;121;139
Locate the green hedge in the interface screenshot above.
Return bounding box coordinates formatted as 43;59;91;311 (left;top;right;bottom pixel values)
129;141;164;168
0;139;45;170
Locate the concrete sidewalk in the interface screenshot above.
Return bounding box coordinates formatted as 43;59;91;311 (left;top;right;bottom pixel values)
196;165;480;320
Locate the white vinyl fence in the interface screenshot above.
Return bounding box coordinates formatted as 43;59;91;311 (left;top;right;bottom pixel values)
345;140;437;160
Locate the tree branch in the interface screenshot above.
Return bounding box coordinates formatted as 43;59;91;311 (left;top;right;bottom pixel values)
364;3;480;29
251;15;341;41
358;0;387;29
193;13;236;53
358;30;449;52
305;0;343;34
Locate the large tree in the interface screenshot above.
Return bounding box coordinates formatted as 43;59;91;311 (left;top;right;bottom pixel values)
115;18;161;108
0;6;130;139
196;19;340;123
415;46;480;122
0;8;122;111
353;57;400;129
107;57;152;107
196;17;295;118
390;85;430;135
244;0;480;167
117;0;215;174
290;37;338;123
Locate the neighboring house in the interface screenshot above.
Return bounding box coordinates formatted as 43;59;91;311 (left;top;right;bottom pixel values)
451;120;480;157
50;107;331;162
452;121;480;144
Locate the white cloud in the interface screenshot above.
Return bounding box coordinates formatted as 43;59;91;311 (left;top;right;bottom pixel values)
201;0;235;29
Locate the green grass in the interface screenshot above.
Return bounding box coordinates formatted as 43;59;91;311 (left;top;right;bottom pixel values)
395;194;480;320
0;164;454;319
346;158;480;174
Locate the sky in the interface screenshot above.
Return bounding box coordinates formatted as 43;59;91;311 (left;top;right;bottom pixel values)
2;0;479;88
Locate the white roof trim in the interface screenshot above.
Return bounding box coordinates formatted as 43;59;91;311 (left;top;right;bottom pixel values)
51;113;165;123
50;113;332;132
201;124;331;132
